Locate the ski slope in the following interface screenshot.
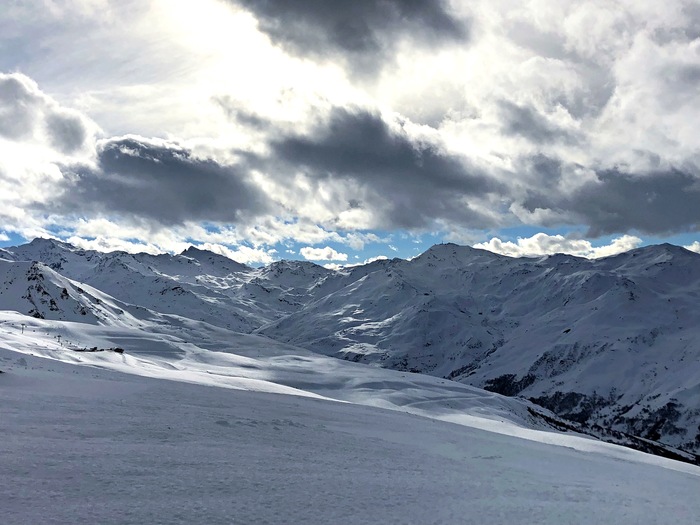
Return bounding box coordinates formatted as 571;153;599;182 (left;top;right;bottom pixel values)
2;329;699;524
1;313;700;523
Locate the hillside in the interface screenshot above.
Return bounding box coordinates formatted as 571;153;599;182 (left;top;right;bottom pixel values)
3;334;699;525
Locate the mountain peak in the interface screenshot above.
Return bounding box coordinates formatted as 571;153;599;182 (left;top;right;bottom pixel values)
648;242;696;255
180;246;213;257
265;259;329;272
418;242;501;262
27;237;71;249
179;246;250;272
623;242;697;261
181;245;246;264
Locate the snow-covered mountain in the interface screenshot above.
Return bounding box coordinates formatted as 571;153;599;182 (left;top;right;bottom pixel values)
261;242;700;456
2;237;699;459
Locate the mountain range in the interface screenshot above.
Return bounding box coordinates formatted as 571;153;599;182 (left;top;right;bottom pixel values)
1;237;699;460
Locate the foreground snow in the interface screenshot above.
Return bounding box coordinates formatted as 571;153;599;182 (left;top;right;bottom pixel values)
2;315;699;524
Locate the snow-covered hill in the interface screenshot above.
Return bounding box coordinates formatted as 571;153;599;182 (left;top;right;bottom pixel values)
2;238;700;458
2;316;699;524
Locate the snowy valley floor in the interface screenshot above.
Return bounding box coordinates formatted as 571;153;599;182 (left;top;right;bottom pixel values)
2;315;700;524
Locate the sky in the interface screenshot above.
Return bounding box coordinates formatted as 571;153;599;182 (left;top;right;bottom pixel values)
0;0;699;265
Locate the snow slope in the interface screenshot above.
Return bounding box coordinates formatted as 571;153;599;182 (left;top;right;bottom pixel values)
3;238;700;457
0;311;551;428
2;316;700;524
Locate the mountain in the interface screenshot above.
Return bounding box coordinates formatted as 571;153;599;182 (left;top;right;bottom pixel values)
260;242;700;455
2;238;700;458
0;258;150;326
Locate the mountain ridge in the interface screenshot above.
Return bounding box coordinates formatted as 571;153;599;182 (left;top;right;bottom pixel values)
2;237;699;457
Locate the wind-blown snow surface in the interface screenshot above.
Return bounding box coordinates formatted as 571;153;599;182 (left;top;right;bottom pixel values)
2;317;700;524
3;238;699;455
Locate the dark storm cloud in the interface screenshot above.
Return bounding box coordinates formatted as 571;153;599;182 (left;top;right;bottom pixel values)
522;154;566;185
54;137;271;225
522;167;700;236
499;101;578;145
232;0;469;76
258;107;502;229
0;73;91;153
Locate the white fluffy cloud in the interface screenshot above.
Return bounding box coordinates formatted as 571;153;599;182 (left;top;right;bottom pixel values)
66;236;162;255
474;233;643;259
0;73;99;237
66;234;276;265
299;246;348;262
360;255;389;265
684;241;700;254
192;243;276;265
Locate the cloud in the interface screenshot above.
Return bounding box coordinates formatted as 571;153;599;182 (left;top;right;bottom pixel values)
66;235;162;255
0;232;9;242
60;216;279;264
190;242;276;265
232;0;468;76
342;231;384;251
53;135;272;226
65;234;276;265
499;100;578;145
299;246;348;262
0;74;40;141
0;73;100;240
46;111;89;154
212;95;268;130
684;241;700;254
56;216;385;263
258;107;502;231
520;167;700;236
0;72;94;154
2;2;700;258
474;233;643;258
361;255;389;264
